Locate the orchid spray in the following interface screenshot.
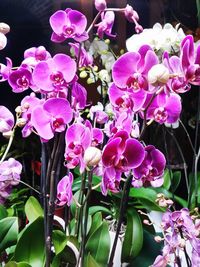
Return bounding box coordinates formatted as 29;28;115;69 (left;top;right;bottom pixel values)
0;1;199;267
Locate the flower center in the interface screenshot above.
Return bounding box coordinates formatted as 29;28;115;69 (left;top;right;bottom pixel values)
50;71;64;87
153;107;168;123
17;76;29;89
63;26;74;37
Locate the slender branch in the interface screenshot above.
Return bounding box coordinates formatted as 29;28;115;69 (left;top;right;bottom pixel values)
179;119;196;155
17;180;41;194
0;130;15;163
108;175;132;267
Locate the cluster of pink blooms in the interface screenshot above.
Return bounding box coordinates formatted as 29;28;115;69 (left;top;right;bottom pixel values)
152;208;200;267
0;0;199;205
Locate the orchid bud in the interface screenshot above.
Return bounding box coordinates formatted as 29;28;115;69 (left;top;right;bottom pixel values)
16;118;26;127
0;32;7;50
179;238;186;248
15;106;23;114
84;146;101;167
0;23;10;35
154;236;163;243
80;70;88;78
148;64;170;86
94;0;107;12
125;5;139;22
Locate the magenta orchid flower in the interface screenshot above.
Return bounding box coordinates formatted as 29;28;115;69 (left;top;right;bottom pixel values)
143;91;182;124
8;66;36;93
71;81;87;110
0;57;12;82
65;123;92;173
69;42;93;68
20;93;42;137
0;158;22;185
108;83;147;113
31;97;73;141
22;46;51;67
132;145;166;187
95;11;116;39
180;35;200;86
90;102;109;125
56;172;73;206
50;8;88;43
0;106;14;133
32;54;76;93
112;45;158;92
101;130;145;194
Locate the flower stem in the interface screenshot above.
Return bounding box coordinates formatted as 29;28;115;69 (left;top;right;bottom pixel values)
108;174;132;267
0;130;15;163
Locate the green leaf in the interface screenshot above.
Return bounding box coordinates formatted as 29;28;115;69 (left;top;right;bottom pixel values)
130;230;163;267
0;204;8;219
89;206;112;216
25;196;43;223
14;217;45;267
170;171;181;193
129;188;165;212
51;243;77;267
5;262;31;267
85;253;101;267
88;212;102;238
52;230;68;255
121;208;143;263
163;169;171;190
0;217;18;253
85;221;110;266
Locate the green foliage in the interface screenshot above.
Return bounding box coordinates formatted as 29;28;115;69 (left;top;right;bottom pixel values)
24;196;43;222
121;208;143;263
0;217;18;253
13;217;45;267
85;221;110;266
0;204;8;219
5;262;31;267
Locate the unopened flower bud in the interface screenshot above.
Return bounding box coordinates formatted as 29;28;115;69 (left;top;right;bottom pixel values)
0;32;7;50
80;70;88;79
154;236;163;243
16;118;26;127
125;5;139;22
105;39;110;45
148;64;170;86
2;130;13;139
94;0;107;12
0;23;10;35
87;77;95;84
84;146;102;166
143;219;151;225
15;106;23;114
93;65;98;72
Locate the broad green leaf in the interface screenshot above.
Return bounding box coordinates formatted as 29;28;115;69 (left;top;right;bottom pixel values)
163;169;171;190
85;221;110;266
89;206;112;216
88;212;102;238
170;171;181;193
25;196;43;222
85;253;101;267
5;262;31;267
14;217;45;267
121;208;143;263
0;204;8;219
129;188;165;212
0;217;18;253
52;230;68;255
51;243;77;267
130;230;163;267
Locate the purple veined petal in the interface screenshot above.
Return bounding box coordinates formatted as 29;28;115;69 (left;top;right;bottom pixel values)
112;130;129;151
101;167;121;195
72;82;87;109
181;35;194;71
0;106;14;133
66;123;91;149
195;44;200;65
50;10;68;35
112;52;140;88
68;9;87;34
164;93;182;123
31;105;54;140
123;138;145;168
53;54;76;83
140;49;158;75
51;32;66;43
156;91;167;107
74;31;89;42
43;98;73;124
32;61;54;91
131;90;147;111
92;128;104;144
102;137;122;167
150;148;166;172
137;45;153;70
